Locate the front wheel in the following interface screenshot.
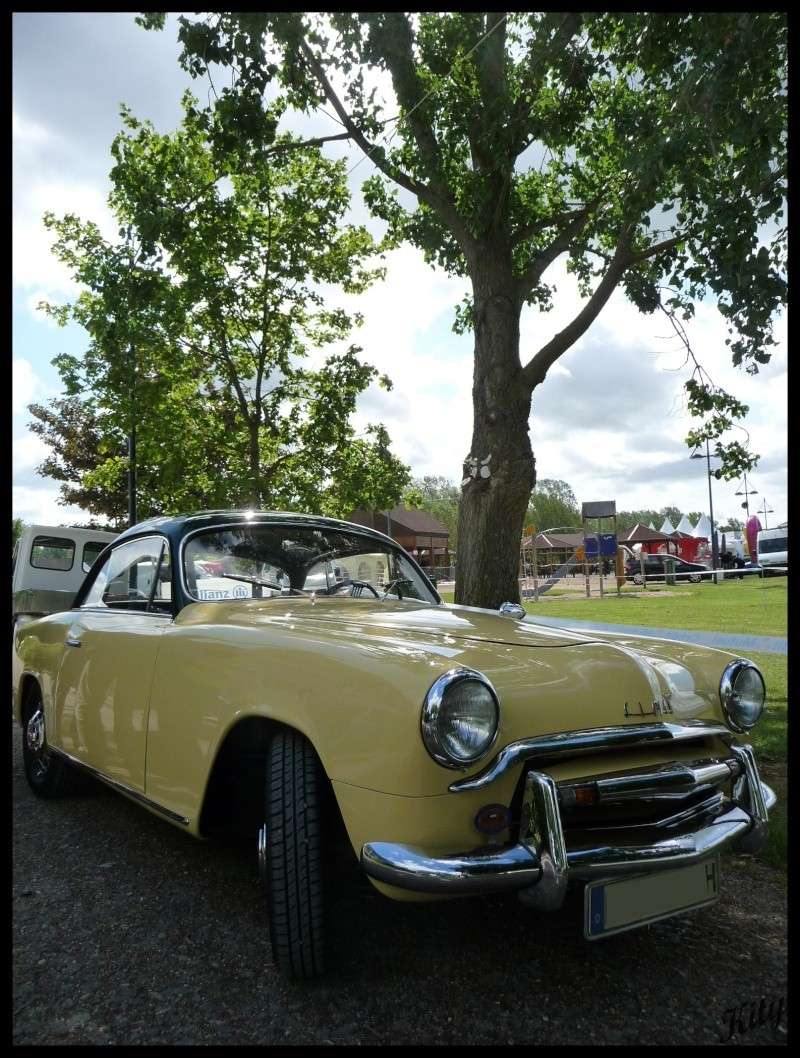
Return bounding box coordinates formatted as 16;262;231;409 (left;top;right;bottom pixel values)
21;683;84;798
262;731;326;980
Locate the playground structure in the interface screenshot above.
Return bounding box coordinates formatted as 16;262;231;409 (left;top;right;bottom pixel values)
520;501;624;600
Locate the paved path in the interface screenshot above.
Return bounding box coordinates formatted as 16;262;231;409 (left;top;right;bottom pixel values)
524;614;787;655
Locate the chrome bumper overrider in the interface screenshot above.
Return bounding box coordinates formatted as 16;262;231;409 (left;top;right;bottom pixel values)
360;743;775;905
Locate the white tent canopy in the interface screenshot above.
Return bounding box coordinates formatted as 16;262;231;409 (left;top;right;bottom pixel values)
675;514;695;534
692;514;712;539
659;517;676;535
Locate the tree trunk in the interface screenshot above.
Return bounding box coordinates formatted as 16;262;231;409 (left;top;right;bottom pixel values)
454;269;534;609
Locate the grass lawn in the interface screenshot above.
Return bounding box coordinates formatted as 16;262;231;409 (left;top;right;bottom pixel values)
744;651;787;873
519;578;787;637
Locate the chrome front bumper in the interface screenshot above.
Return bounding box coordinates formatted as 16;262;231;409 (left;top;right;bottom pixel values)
360;743;776;906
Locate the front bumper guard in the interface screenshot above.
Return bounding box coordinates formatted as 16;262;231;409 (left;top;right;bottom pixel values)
360;743;776;906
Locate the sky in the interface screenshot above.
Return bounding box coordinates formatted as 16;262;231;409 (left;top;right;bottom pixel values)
12;12;788;531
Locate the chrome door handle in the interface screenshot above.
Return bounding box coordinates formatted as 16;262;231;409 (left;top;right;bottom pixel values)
65;635;82;648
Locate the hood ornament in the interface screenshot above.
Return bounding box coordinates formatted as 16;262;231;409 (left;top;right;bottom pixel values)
499;602;525;620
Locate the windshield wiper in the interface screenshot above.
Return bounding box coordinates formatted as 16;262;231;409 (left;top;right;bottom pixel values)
213;573;298;597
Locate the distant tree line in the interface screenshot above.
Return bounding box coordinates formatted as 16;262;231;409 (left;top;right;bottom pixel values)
402;481;746;554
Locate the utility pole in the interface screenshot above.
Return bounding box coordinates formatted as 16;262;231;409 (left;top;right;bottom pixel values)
757;499;774;529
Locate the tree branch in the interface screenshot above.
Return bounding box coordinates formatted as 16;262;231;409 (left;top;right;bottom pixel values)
511;200;598;249
267;132;353;153
296;33;476;259
514;196;602;300
522;235;633;390
508;13;582;156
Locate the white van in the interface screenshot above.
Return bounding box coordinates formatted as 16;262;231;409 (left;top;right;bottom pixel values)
12;523;118;628
756;525;788;573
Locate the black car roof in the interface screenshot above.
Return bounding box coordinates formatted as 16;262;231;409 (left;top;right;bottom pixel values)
112;510;397;550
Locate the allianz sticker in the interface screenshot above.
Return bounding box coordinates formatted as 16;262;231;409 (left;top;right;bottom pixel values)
198;584;249;600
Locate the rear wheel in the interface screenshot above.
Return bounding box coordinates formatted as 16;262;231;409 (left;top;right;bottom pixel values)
262;730;326;980
689;573;701;583
21;683;84;798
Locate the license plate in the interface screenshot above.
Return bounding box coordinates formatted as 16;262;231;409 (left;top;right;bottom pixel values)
584;857;720;940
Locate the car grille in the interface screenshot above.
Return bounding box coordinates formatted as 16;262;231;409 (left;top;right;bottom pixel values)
554;756;740;835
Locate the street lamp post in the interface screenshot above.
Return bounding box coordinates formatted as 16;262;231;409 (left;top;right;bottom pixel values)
125;226;138;529
735;471;758;519
691;439;719;579
757;499;774;529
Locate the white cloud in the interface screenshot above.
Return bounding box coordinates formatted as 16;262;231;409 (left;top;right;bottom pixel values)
12;358;42;414
12;484;87;527
12;176;115;300
13;434;50;475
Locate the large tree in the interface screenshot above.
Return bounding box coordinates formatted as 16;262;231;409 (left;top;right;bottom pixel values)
142;12;787;606
39;92;410;524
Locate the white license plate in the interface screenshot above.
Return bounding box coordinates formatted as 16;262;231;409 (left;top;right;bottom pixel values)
584;858;720;940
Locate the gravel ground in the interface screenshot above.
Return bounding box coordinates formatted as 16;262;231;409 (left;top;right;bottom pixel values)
13;727;787;1046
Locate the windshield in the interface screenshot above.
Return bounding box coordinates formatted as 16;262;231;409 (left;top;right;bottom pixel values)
758;536;787;554
183;523;438;604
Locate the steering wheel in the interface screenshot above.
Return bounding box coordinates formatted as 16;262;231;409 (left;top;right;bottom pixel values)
328;579;381;599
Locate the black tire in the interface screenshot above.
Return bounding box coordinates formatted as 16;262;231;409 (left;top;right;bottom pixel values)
21;683;84;798
689;573;701;583
264;731;325;980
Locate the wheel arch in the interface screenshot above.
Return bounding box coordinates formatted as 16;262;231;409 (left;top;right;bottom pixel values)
16;673;40;725
197;715;344;842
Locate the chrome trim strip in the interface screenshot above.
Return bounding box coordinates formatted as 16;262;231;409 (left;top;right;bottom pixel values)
518;771;568;910
559;757;739;804
361;840;541;894
729;743;769;823
565;805;753;878
48;746;190;826
449;722;730;793
762;781;777;812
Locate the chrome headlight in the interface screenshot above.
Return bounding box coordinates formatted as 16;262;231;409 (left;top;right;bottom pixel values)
421;668;500;768
720;659;765;732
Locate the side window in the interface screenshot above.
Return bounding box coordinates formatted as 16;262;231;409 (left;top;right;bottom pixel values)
30;535;75;571
82;537;169;612
82;541;107;573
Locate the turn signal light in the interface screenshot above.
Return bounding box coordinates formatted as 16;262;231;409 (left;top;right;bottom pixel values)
474;803;510;835
574;785;598;806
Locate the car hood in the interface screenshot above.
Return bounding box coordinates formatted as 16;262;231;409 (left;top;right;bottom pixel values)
178;596;727;721
180;596;599;648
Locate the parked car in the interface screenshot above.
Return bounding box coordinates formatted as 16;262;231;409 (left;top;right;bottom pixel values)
14;511;775;978
12;523;118;628
757;526;788;576
625;553;712;584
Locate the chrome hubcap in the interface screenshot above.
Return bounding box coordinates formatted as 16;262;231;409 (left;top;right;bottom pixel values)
26;709;46;754
257;824;268;886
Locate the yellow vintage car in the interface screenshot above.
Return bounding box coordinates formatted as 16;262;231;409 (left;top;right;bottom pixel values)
14;510;775;979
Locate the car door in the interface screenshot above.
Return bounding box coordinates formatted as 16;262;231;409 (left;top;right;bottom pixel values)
53;535;173;792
